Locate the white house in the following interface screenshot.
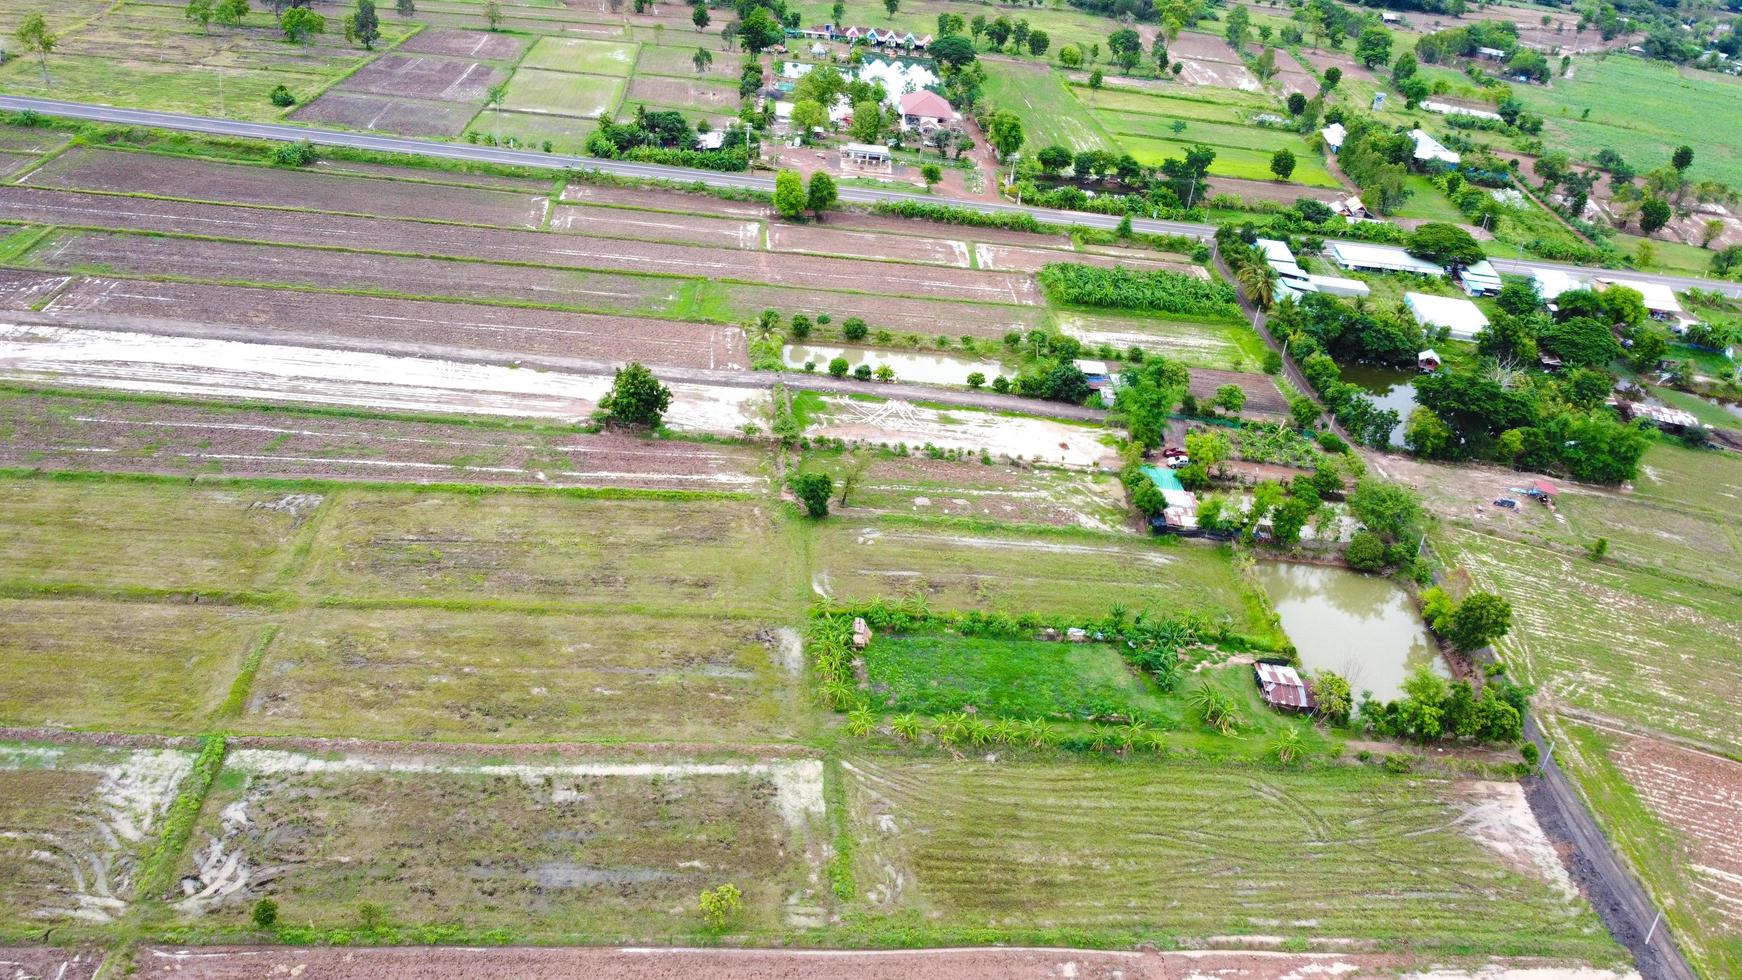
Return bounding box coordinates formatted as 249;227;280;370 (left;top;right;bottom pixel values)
1531;268;1584;308
1409;128;1461;166
1320;122;1347;153
1328;241;1445;276
1255;238;1305;280
1405;292;1490;341
1459;259;1503;296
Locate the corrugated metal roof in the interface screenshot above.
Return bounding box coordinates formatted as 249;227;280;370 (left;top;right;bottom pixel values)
1255;663;1312;710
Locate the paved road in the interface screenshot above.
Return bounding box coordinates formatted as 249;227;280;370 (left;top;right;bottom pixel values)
7;95;1740;300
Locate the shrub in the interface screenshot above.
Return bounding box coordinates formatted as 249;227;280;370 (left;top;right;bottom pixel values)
1520;742;1540;765
270;141;319;167
1315;430;1347;453
853;364;873;380
357;902;387;930
842;317;868;341
698;883;744;929
827;356;849;378
599;362;672;427
788;472;833;517
966;371;985;388
268;85;296;107
1261;349;1283;374
1036;263;1239;318
1345;529;1386;572
789;313;812;338
252;898;279;928
991;375;1010;393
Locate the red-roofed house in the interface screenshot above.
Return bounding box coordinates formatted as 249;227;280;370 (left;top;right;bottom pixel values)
899;90;955;132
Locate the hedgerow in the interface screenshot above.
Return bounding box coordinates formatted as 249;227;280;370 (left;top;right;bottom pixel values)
1036;263;1240;319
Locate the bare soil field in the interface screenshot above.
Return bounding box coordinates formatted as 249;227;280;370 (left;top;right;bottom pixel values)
1273;49;1315;98
1188;366;1287;415
0;743;193;928
626;74;739;112
238;607;800;743
560;181;769;218
1607;730;1742;935
128;945;1641;980
0;597;266;732
0;268;70;309
805;395;1114;469
974;242;1200;274
169;749;826;936
0;948;102;980
769;223;968;267
1295;48;1380;87
826;212;1074;249
44;276;747;370
311;158;554;194
1167;32;1263;91
0;388;767;491
340;53;507;103
549;203;762;249
5;188;1037;305
398;28;529;62
721;283;1045;336
809;452;1129;531
1206;173;1339;205
295;492;797;613
23;149;549;228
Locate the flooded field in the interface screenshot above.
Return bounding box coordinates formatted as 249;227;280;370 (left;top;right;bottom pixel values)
1256;562;1446;701
783;344;1007;387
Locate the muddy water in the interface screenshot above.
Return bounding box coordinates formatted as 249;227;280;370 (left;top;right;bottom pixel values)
1255;562;1446;702
1339;365;1416;446
783;344;1006;386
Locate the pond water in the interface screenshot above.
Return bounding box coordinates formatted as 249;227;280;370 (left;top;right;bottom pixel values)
1340;365;1417;447
1255;561;1447;703
783;344;1005;386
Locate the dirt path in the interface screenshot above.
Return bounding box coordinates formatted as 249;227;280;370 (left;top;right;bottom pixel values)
132;946;1638;980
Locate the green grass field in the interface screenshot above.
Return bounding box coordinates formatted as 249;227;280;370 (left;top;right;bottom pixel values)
520;37;639;76
498;68;625;118
863;634;1165;720
466;108;598;152
982;61;1116;153
841;753;1621;955
1512;54;1742;188
1073;85;1338;187
1437;526;1742;757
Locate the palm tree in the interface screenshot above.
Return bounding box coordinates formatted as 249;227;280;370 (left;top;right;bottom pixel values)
1236;260;1277;310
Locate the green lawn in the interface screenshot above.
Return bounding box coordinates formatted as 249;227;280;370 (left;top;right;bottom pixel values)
1116;133;1341;186
1511;54;1742;188
519;37;639;76
465;107;597;152
863;634;1165;720
498;68;625;118
1393;175;1468;223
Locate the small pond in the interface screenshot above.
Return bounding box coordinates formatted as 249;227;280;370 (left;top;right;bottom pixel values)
1255;561;1447;703
1339;365;1418;447
783;344;1005;387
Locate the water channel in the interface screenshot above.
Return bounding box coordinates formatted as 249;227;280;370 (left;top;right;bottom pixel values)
1255;561;1447;703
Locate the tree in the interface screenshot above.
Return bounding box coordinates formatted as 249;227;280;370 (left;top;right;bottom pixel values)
1058;43;1082;68
393;0;412;17
698;883;744;929
1392;51;1416;81
1345;529;1386;571
930;34;975;71
692;46;712;73
790;98;825;140
600;362;672;427
1028;29;1049;57
1404;406;1454;458
1213;383;1246;414
1712;245;1742;278
1639;196;1672;235
1671;145;1694;172
1269;148;1296;181
1087;69;1104;100
1355;26;1392;68
217;0;251;26
14;14;57;80
1445;592;1512;652
1235;260;1276;309
280;6;325;42
986;111;1024;159
738;8;782;53
789;472;834;517
1109;26;1142;74
187;0;215;34
1286;92;1307;117
1347;478;1422;544
483;0;502;29
883;0;898;17
1406;222;1483;267
920;162;941;189
772;169;805;219
827;356;849;378
1321;65;1341;92
692;2;708;29
344;0;380;48
806;171;837;218
1223;4;1250;50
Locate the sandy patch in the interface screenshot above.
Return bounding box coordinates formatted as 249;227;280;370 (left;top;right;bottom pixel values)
807;396;1113;468
1451;781;1577;900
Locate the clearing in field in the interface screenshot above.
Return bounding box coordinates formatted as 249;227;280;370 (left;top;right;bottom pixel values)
981;61;1114;154
499;67;626;118
1436;526;1742;756
1055;310;1268;372
797;449;1128;532
0;476;312;593
0;597;265;733
0;742;194;929
520;37;639;75
841;755;1614;956
175;749;827;939
238;607;801;744
798;395;1113;469
295;491;801;615
808;518;1277;643
466;108;599;153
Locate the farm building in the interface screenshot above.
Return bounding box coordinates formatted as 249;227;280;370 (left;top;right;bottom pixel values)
1255;238;1305;279
1328;194;1371;220
1418;349;1442;371
898;90;955;132
1617;400;1702;433
1328;241;1445;276
1459;259;1503;296
1321;122;1347;153
1405;292;1490;341
1409;128;1461;167
1423;100;1504;122
1254;661;1315;713
1593;276;1699;331
1531;268;1584;308
1140;465;1198;532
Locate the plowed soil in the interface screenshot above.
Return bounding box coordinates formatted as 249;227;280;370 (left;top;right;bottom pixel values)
549;204;762;249
44;277;747;370
1188;366;1287;415
0;948;103;980
0;390;765;490
398;28;529;61
339;54;508;102
1609;730;1742;933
